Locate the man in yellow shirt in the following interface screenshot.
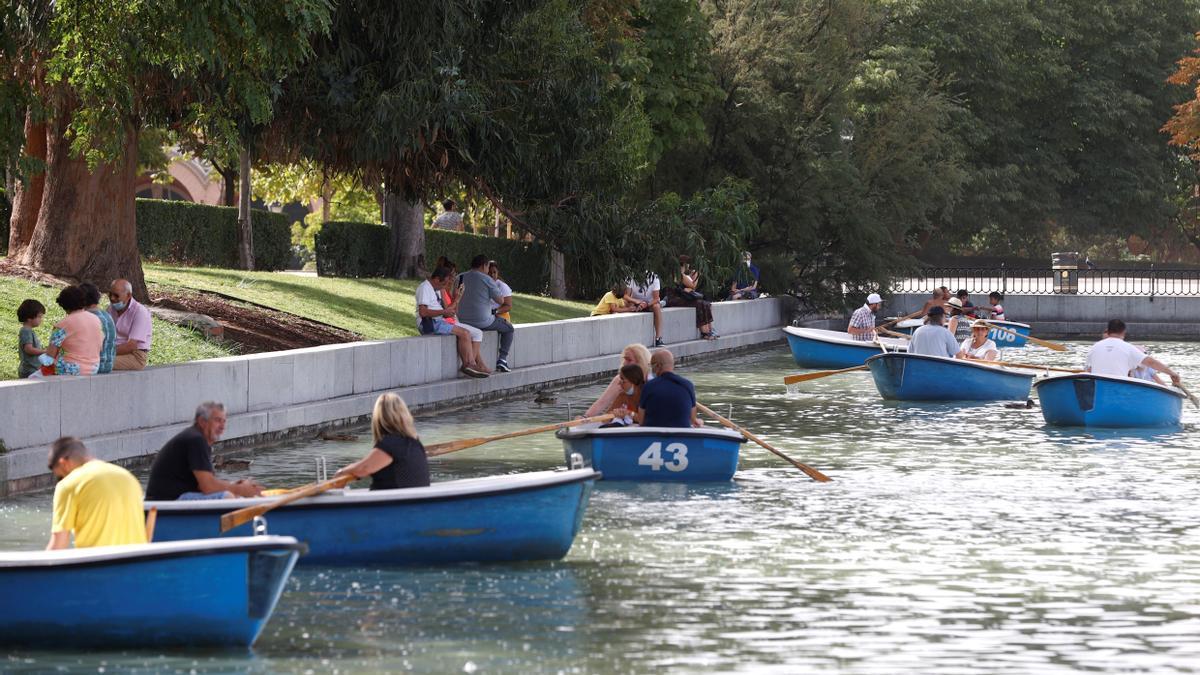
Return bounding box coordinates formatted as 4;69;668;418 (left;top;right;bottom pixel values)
591;283;636;316
46;437;147;550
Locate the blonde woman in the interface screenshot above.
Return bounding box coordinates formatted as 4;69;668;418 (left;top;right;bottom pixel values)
584;344;653;416
335;393;430;490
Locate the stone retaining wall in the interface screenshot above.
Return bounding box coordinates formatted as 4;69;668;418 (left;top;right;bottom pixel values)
0;298;789;496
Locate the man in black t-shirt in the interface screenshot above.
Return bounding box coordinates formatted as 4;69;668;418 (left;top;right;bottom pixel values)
145;401;264;500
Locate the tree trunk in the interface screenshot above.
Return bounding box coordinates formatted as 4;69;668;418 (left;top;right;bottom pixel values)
236;147;254;270
383;191;426;278
8;112;47;256
214;162;237;207
549;249;566;299
320;176;332;222
16;117;147;298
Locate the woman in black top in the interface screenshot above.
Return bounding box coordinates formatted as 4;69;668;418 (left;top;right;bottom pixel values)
334;393;431;490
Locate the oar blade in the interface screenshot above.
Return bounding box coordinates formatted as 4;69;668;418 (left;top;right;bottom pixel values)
783;365;867;385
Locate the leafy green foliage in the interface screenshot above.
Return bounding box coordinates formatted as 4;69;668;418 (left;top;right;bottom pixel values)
652;0;965;308
888;0;1200;258
316;223;551;293
136;199;290;271
30;0;331;166
528;178;758;298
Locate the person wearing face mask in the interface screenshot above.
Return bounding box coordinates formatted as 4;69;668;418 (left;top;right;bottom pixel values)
107;278;153;371
584;343;653;416
600;364;646;427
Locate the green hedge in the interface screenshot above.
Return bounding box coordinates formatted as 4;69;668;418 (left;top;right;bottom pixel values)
315;221;390;278
136;198;290;270
316;222;549;293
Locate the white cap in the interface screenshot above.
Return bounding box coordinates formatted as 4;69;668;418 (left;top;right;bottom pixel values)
866;293;883;305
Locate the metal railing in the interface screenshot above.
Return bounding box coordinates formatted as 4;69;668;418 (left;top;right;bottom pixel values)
891;264;1200;297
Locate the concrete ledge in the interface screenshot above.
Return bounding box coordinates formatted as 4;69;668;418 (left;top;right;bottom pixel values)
0;298;790;496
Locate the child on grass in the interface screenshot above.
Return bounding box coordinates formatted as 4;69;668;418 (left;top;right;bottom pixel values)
16;299;46;379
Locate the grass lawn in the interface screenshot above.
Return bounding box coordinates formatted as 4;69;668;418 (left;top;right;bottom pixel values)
0;276;233;381
144;263;594;339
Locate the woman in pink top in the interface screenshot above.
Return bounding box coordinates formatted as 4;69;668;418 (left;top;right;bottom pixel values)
45;286;103;375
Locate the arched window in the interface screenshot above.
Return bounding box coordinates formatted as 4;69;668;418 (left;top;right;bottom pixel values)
135;183;192;202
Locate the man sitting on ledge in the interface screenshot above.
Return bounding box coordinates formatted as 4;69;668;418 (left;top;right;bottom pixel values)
108;278;152;371
416;266;488;378
639;349;701;428
145;401;264;500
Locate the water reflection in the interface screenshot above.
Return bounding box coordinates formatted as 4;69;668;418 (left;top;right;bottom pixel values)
4;343;1200;672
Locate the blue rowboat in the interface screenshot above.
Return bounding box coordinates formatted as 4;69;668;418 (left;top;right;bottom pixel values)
784;326;908;370
888;318;1031;349
147;469;598;566
1033;373;1185;428
985;320;1031;349
866;353;1034;401
0;536;303;649
557;426;745;481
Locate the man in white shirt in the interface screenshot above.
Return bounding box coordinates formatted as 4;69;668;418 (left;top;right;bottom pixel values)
1086;319;1180;385
432;199;464;231
626;273;664;347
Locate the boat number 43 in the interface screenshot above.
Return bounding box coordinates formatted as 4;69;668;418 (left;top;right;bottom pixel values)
638;442;689;472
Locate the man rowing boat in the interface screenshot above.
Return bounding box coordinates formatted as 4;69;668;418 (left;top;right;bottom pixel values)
1086;319;1181;386
847;293;883;342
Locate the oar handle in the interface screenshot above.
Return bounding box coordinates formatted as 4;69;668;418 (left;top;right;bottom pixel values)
219;473;355;533
695;403;832;483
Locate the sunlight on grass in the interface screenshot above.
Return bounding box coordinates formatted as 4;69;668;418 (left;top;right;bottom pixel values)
144;264;593;339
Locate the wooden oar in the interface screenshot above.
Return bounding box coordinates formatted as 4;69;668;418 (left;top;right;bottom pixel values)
878;308;925;331
219;474;356;533
1178;382;1200;409
983;322;1068;352
425;413;615;457
969;358;1083;373
144;507;157;542
696;403;831;482
783;364;868;385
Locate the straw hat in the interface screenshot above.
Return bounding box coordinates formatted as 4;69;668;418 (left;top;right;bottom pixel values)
946;297;964;309
970;319;990;330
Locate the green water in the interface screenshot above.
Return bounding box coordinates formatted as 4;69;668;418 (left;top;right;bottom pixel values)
4;343;1200;673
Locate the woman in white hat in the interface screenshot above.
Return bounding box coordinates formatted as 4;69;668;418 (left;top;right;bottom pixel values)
956;319;999;362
